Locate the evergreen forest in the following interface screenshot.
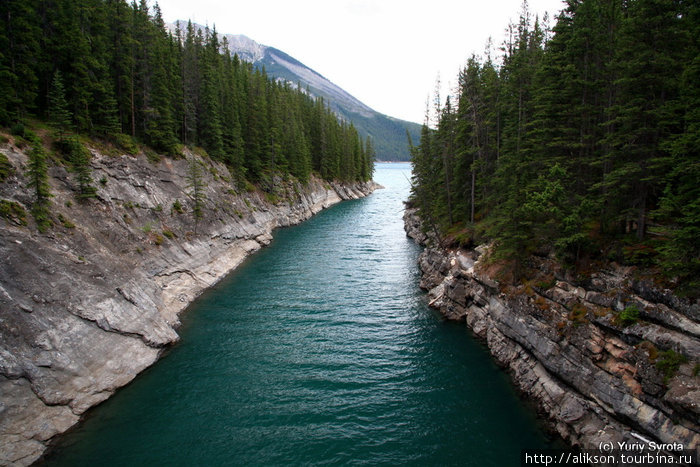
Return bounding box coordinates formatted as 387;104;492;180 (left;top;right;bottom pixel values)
410;0;699;294
0;0;374;184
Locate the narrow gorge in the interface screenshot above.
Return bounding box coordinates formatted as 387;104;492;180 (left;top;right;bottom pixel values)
404;207;700;455
0;137;376;466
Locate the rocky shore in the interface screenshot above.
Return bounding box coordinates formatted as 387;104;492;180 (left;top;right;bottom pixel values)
0;139;377;466
404;207;699;454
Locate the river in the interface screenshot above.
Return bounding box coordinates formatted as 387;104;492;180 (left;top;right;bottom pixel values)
42;163;556;466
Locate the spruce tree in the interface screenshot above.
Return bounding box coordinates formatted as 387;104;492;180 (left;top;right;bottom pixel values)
47;70;73;136
68;137;97;200
26;141;52;232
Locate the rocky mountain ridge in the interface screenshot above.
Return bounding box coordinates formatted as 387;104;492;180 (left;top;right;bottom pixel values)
404;207;699;454
0;136;378;466
169;21;421;161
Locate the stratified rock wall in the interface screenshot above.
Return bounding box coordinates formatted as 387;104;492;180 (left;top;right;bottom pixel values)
0;141;377;466
404;207;699;453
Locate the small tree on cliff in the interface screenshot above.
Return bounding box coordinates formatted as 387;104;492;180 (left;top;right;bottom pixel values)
26;140;52;232
47;71;72;138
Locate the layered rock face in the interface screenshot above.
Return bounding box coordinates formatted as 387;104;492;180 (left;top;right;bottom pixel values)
0;141;377;466
404;207;699;453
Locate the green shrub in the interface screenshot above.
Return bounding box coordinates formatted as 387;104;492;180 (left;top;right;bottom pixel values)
656;350;687;382
172;199;184;214
616;305;640;327
622;243;658;267
144;148;161;164
0;200;28;226
244;180;256;193
162;229;175;239
113;133;139;155
0;153;13;181
264;192;280;205
57;213;75;228
31;203;52;233
153;233;164;246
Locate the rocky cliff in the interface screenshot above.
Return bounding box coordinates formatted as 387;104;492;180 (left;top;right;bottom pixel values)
404;207;699;454
0;136;377;466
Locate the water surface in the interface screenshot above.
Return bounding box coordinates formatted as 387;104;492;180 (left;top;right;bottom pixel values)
44;163;555;466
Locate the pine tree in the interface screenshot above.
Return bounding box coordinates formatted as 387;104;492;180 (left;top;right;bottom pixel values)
26;140;52;232
47;71;73;136
68;137;97;199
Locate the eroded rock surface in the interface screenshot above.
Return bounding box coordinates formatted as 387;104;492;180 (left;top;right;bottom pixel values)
0;141;377;466
404;207;699;452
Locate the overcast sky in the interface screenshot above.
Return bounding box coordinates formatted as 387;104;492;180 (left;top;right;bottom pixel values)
155;0;565;124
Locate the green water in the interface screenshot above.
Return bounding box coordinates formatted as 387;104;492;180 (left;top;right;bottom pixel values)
43;163;556;466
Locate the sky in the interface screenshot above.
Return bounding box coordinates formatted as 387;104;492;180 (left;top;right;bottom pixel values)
155;0;566;124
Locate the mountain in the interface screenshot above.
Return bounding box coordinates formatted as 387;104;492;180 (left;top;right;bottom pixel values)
170;21;421;161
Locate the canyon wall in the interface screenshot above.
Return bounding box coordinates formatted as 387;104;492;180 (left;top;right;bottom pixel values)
405;207;699;456
0;138;377;466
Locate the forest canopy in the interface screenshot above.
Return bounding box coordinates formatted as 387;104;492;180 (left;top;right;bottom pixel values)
0;0;374;183
410;0;699;293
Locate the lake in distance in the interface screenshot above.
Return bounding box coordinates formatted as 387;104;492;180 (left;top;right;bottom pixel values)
42;163;557;466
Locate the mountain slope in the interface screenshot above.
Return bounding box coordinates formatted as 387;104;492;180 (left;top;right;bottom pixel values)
172;22;421;161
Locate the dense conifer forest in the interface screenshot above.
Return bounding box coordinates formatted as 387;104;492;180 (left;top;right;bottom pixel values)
410;0;699;294
0;0;374;184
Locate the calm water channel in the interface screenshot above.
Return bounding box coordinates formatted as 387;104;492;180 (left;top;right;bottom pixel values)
43;163;555;466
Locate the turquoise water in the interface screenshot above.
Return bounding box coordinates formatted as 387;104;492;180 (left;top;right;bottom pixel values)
43;163;555;466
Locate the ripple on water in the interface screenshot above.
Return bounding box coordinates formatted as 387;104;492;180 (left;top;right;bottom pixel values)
43;164;557;467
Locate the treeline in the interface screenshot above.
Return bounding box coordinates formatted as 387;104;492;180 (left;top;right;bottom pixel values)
0;0;374;183
411;0;699;291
